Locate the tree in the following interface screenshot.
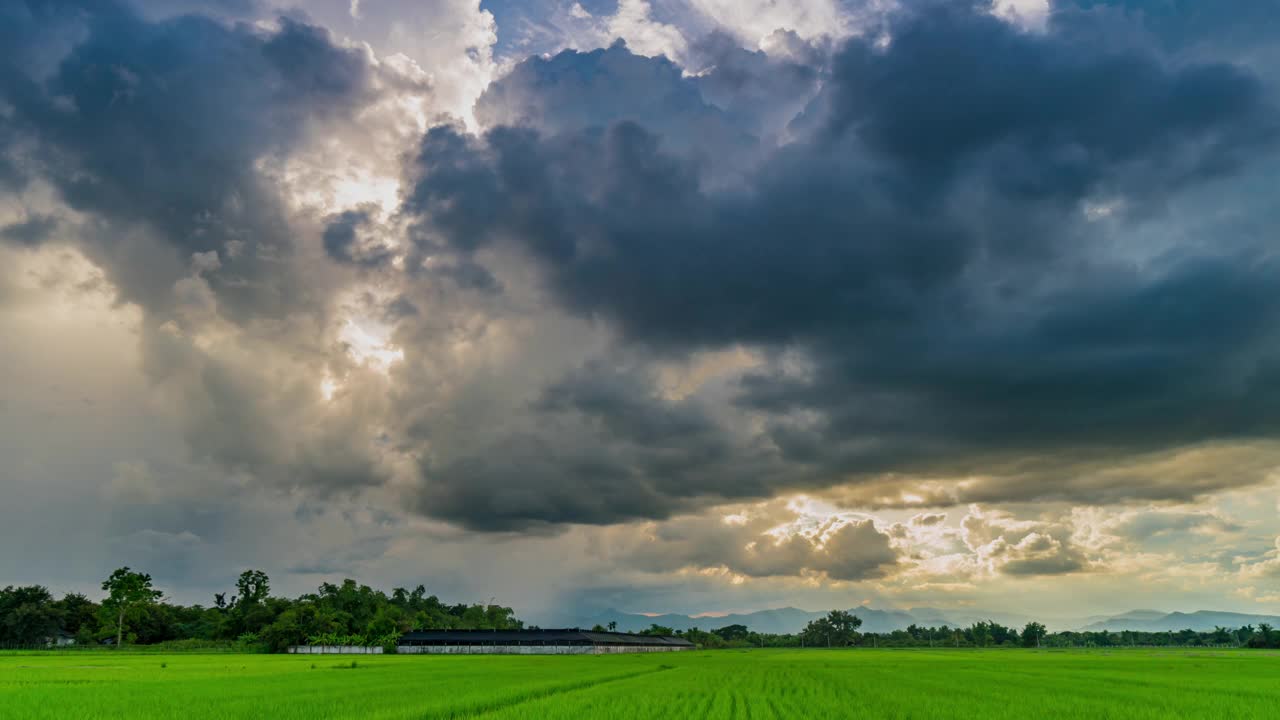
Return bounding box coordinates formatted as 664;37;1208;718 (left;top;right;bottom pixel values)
235;570;270;607
802;610;863;647
1254;623;1278;649
969;621;991;648
826;610;863;640
1236;625;1255;647
367;606;409;639
101;568;162;648
0;586;62;645
1210;626;1232;646
712;624;751;642
224;571;275;638
607;621;617;632
54;593;98;638
1021;622;1047;648
262;604;342;653
683;627;726;649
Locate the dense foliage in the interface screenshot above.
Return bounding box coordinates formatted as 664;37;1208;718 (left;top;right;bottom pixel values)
5;575;1280;652
666;614;1280;650
1;568;521;652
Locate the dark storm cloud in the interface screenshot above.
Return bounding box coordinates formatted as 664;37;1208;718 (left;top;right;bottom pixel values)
412;362;776;531
400;2;1280;528
0;0;375;313
818;5;1272;192
323;208;394;268
414;5;1274;347
742;256;1280;479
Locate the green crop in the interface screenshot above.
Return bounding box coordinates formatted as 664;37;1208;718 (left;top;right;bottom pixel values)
2;648;1277;719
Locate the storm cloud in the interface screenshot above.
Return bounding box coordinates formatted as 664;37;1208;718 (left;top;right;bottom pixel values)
397;1;1280;529
4;0;1280;617
1;0;392;324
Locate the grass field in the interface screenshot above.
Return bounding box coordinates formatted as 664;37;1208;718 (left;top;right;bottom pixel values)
3;649;1279;719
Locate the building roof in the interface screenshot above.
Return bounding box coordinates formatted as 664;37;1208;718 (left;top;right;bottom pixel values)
398;628;695;647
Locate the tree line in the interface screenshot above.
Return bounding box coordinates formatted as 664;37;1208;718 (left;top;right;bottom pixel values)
7;575;1280;652
604;612;1280;650
1;567;521;652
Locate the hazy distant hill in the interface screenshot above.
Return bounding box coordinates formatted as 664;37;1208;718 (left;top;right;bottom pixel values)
570;606;973;634
1078;610;1280;633
572;607;821;634
561;606;1280;635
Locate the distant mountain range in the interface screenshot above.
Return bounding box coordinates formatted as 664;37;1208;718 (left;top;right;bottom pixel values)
563;606;1027;634
1076;610;1280;633
557;607;1280;634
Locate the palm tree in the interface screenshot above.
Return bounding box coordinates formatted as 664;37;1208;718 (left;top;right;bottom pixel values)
1258;623;1275;648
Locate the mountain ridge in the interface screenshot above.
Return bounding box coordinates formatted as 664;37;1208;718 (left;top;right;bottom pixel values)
554;607;1280;634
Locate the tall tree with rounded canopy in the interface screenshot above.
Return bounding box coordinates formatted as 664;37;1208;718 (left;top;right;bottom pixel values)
235;570;270;607
802;610;863;647
100;568;162;648
1022;622;1048;648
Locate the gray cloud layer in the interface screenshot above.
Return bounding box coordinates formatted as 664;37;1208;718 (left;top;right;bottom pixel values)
5;0;1280;550
398;2;1280;529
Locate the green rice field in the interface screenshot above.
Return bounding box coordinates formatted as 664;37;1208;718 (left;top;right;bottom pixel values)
3;649;1278;719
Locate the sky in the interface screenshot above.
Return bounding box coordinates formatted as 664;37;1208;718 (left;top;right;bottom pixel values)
2;0;1280;626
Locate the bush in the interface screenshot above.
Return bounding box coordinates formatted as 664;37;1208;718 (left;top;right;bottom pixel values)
379;632;401;654
149;639;240;653
234;633;267;654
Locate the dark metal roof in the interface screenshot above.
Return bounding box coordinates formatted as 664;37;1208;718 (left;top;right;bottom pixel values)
398;628;695;647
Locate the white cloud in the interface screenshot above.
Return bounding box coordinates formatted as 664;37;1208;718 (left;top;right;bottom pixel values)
687;0;849;46
609;0;689;61
991;0;1050;33
1239;538;1280;582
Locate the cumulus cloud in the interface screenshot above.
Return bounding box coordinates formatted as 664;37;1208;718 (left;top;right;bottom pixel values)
606;499;900;582
593;498;1121;591
1238;538;1280;583
961;506;1090;576
685;0;853;46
